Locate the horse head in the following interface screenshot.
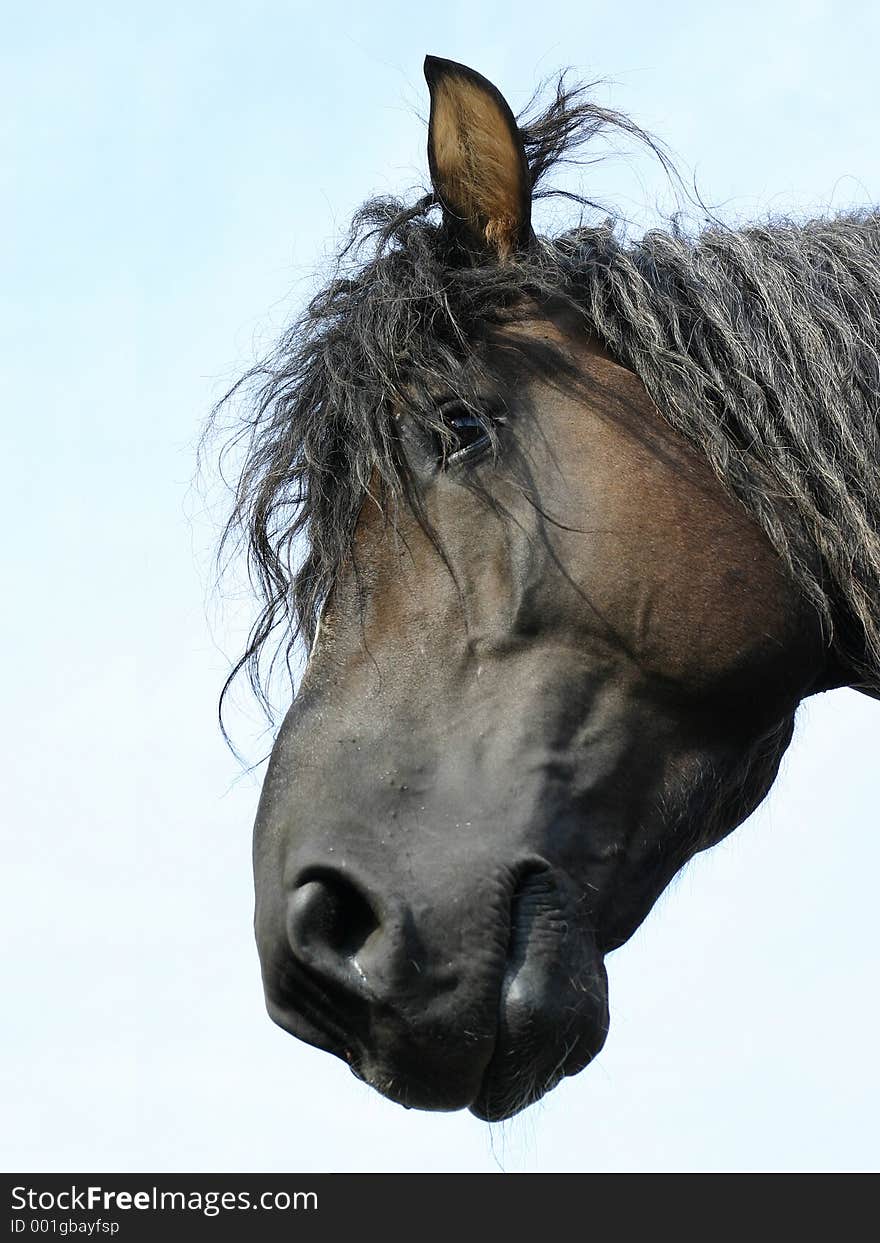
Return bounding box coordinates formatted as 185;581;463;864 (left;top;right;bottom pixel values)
227;58;878;1119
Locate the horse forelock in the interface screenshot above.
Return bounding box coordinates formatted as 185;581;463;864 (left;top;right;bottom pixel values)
210;78;880;731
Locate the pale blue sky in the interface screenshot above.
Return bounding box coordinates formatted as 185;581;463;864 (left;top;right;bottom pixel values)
3;0;879;1172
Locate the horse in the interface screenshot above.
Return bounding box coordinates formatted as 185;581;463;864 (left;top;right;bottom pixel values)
215;56;880;1122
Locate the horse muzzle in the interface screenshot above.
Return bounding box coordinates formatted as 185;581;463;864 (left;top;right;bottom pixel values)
259;857;609;1119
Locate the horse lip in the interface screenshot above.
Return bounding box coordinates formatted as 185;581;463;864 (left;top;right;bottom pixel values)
267;996;347;1060
264;954;366;1068
469;865;564;1119
469;865;606;1121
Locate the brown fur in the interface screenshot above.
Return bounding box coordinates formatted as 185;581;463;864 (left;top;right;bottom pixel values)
429;75;526;257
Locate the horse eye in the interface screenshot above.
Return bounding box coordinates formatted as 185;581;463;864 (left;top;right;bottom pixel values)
437;403;492;465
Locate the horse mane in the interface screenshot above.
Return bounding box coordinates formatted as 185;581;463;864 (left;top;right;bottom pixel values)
210;77;880;726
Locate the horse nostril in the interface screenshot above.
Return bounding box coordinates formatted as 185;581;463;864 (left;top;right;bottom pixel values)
288;872;380;963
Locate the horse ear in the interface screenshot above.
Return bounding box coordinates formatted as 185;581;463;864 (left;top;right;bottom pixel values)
424;55;531;260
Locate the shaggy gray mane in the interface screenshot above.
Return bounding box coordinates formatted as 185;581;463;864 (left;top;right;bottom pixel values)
574;209;880;691
212;79;880;725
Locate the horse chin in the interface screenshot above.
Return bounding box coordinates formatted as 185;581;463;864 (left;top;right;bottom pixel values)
469;871;610;1122
468;974;609;1121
